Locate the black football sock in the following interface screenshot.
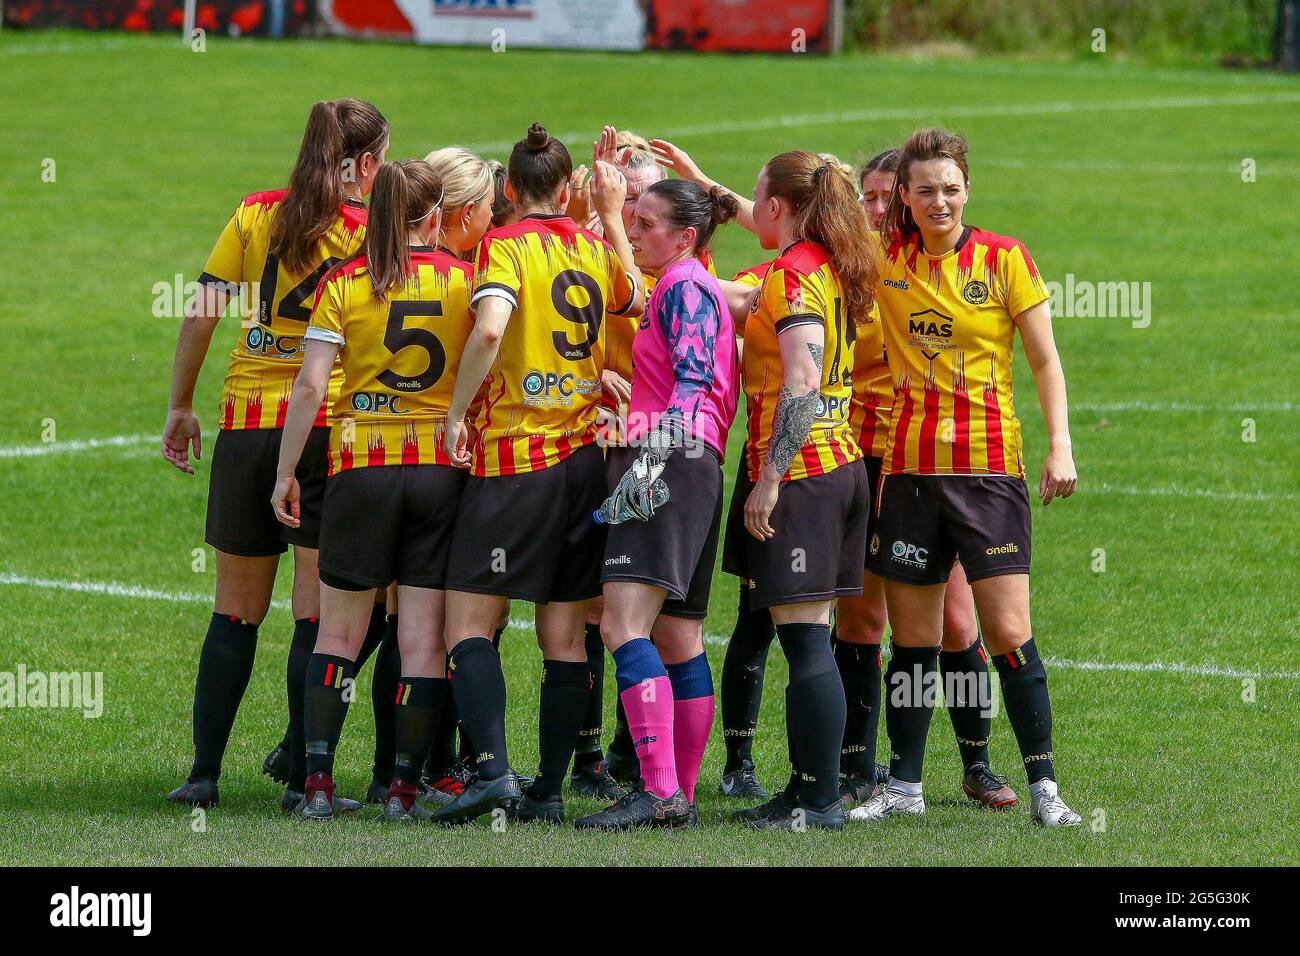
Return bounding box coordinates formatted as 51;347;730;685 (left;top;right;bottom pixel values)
834;638;881;777
940;641;993;769
369;614;401;785
721;585;776;772
574;623;605;766
427;650;458;773
304;653;355;777
393;676;447;786
991;638;1056;784
447;637;509;779
884;644;940;784
492;626;505;649
285;617;318;792
354;602;388;673
776;623;845;808
782;684;800;799
531;659;591;799
608;694;636;764
189;612;260;782
458;627;505;770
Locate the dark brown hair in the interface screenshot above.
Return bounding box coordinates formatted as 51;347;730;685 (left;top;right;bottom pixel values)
487;159;515;227
859;147;901;187
878;127;970;242
644;180;738;256
507;122;572;208
270;98;388;276
365;160;443;302
764;150;880;327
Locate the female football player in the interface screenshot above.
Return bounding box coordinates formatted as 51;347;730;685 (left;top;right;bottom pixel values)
836;147;1015;811
163;99;389;811
721;151;879;831
438;123;643;825
271;159;477;820
351;146;500;806
853;127;1080;827
574;179;740;830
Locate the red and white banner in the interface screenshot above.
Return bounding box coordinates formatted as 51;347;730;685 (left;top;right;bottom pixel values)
320;0;646;50
320;0;837;52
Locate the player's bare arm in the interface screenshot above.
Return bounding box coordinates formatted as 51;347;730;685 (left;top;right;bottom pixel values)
444;295;512;467
162;283;230;474
746;325;823;541
271;339;336;527
1015;298;1076;506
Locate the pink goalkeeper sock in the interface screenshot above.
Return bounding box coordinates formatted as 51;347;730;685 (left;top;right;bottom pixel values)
672;695;714;803
619;677;678;799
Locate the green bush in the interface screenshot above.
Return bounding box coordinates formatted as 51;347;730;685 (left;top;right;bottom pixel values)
844;0;1278;63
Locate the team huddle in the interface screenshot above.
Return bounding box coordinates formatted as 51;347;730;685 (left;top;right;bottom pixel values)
162;97;1081;831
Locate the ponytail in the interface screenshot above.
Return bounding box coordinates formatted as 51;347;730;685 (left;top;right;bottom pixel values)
270;98;388;275
366;160;443;302
764;150;879;327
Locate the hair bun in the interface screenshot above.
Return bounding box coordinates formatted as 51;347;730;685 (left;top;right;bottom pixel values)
708;185;740;225
524;122;550;152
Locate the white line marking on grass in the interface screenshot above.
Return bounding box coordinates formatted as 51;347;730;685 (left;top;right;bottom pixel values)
0;434;154;458
1092;482;1296;502
465;92;1300;155
1039;656;1300;681
0;573;291;613
2;572;1295;681
1075;401;1297;413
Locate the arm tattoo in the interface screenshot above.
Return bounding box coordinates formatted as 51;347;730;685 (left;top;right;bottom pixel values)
807;342;824;371
765;384;819;478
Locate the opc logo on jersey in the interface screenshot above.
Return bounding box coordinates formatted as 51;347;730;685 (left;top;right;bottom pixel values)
815;394;850;421
351;392;409;415
521;370;600;407
244;326;300;357
890;540;928;568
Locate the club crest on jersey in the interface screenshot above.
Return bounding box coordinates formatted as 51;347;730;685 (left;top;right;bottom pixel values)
962;280;990;305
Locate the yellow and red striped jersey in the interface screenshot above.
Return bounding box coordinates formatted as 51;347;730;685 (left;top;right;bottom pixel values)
470;213;637;477
876;226;1048;477
731;259;770;290
198;189;366;430
849;300;892;459
742;240;861;482
307;246;474;475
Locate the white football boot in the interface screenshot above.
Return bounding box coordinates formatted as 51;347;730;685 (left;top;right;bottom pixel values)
1029;779;1082;827
848;781;925;821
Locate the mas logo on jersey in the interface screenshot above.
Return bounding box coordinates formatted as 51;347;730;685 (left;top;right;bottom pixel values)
890;540;928;568
907;308;954;340
962;280;990;305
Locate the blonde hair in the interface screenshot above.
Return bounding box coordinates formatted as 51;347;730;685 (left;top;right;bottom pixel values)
423;146;493;217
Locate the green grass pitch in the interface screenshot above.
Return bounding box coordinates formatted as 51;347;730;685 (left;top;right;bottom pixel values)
0;31;1296;866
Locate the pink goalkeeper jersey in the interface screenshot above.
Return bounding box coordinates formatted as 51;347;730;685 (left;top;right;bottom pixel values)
626;256;738;460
